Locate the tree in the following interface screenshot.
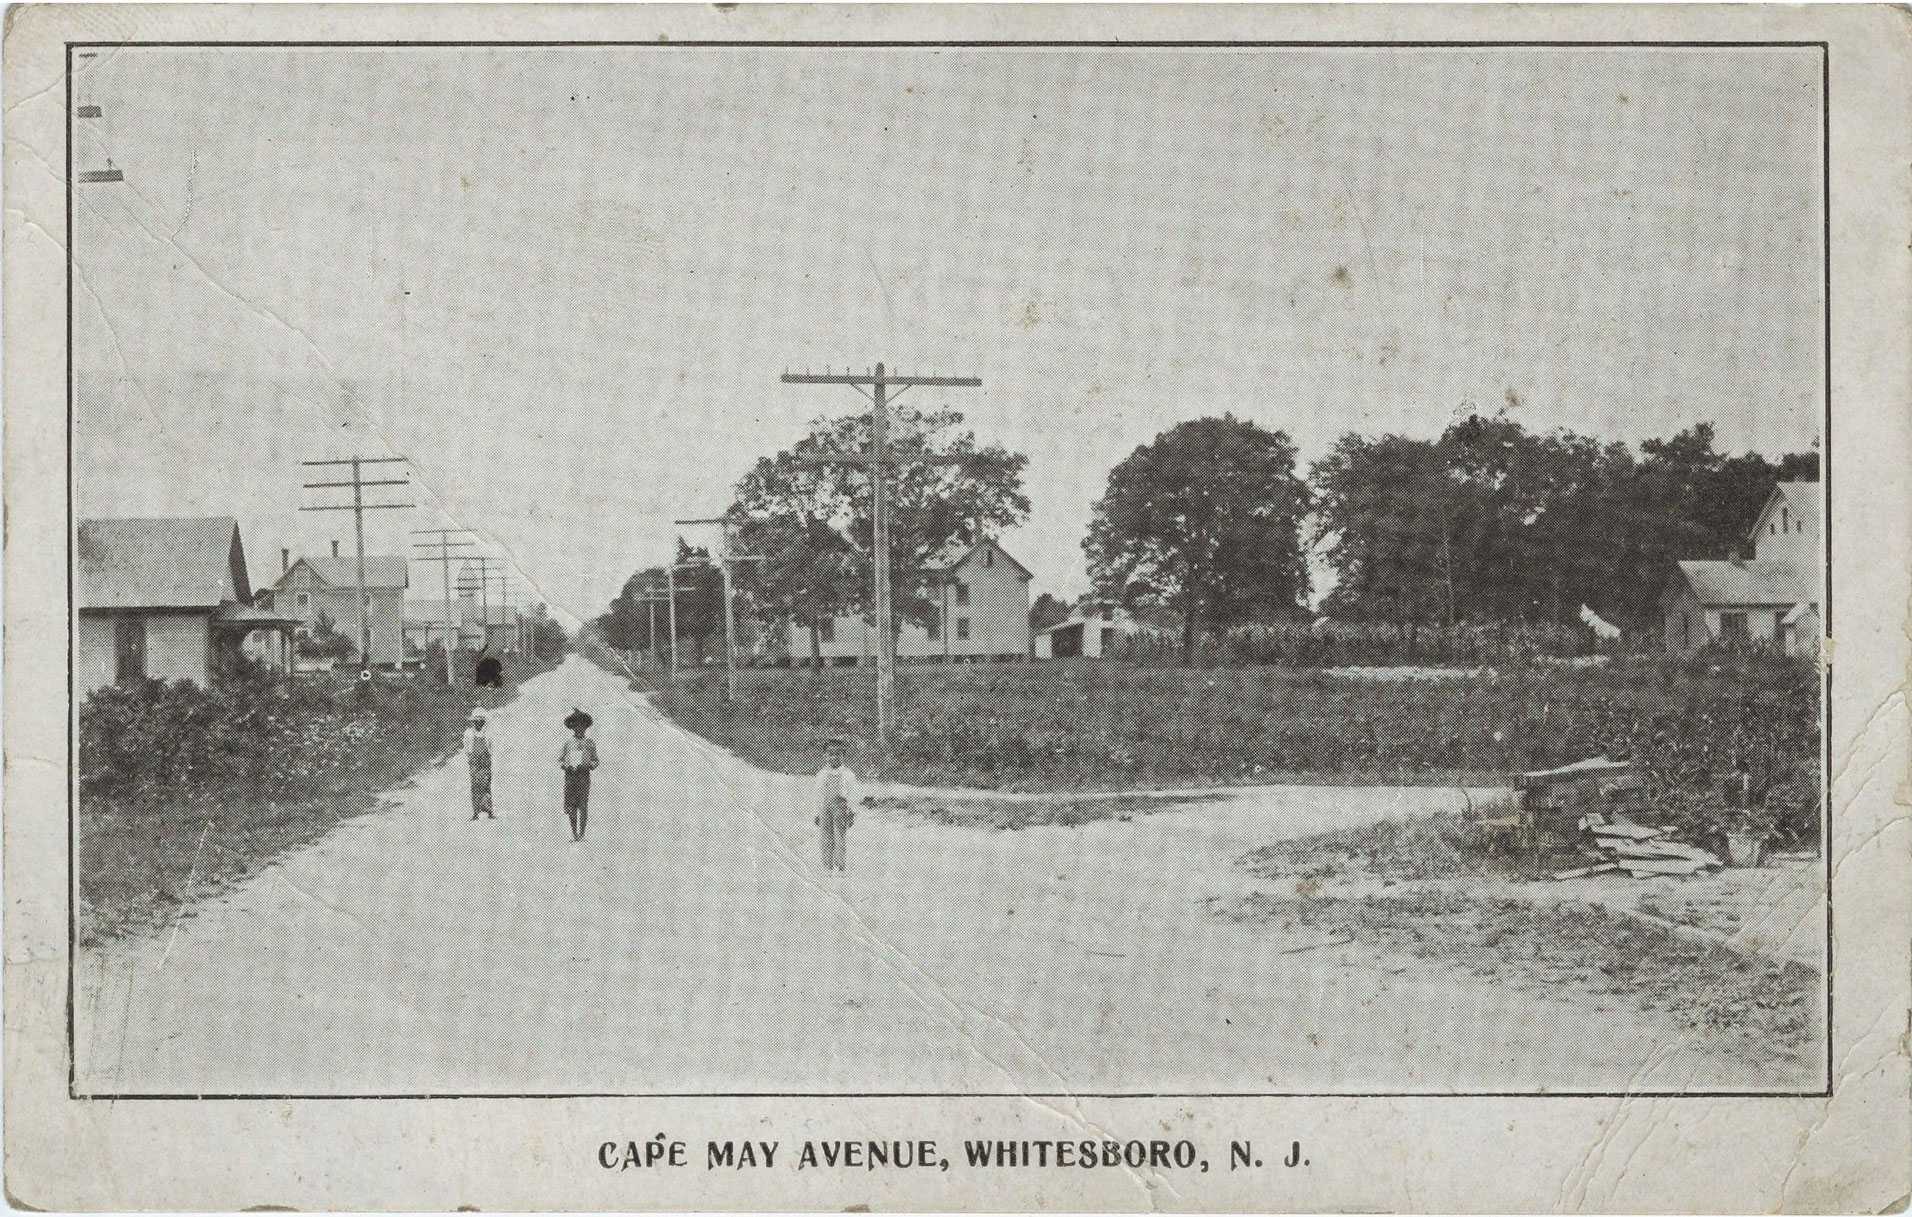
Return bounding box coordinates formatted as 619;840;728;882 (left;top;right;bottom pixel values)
668;539;723;664
1085;414;1311;663
1029;592;1071;633
727;405;1030;652
1314;415;1819;631
528;602;566;660
296;610;355;661
728;442;865;668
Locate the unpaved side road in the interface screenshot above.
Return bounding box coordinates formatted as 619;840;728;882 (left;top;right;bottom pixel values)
75;656;1808;1095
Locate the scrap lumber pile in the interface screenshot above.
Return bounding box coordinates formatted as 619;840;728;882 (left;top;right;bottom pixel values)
1495;756;1723;879
1557;813;1723;879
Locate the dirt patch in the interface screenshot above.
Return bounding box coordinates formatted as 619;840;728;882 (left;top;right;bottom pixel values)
871;792;1223;832
1214;888;1819;1075
1241;808;1529;883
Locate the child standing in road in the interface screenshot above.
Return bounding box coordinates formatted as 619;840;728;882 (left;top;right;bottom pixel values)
464;708;495;821
814;738;865;874
559;708;599;842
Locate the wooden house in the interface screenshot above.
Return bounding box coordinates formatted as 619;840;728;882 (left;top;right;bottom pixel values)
267;541;409;667
786;537;1033;664
1662;481;1821;655
76;517;298;694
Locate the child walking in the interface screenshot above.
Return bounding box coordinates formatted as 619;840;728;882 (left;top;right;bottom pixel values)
813;738;865;873
559;708;599;842
464;708;495;820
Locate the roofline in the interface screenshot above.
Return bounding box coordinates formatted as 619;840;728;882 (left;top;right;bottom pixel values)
935;537;1034;581
275;555;409;590
1746;481;1819;544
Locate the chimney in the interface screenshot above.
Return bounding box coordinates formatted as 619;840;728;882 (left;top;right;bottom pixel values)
331;539;340;559
281;547;289;573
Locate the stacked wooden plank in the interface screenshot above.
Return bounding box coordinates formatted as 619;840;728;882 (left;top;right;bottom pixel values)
1556;814;1723;879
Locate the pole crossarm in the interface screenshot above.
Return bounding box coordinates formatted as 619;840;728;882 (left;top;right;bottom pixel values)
300;503;414;511
302;456;410;466
304;479;410;490
777;359;981;752
780;372;982;388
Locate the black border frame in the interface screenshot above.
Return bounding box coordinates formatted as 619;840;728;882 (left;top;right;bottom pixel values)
64;38;1836;1102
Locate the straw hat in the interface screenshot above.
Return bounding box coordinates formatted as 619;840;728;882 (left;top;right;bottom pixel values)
563;707;593;731
467;707;487;724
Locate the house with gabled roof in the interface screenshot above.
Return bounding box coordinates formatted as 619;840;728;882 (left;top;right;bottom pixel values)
1661;480;1821;656
785;536;1033;664
76;516;299;694
267;540;410;667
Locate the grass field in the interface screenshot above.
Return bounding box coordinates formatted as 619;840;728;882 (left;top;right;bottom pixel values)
632;654;1819;839
77;652;559;943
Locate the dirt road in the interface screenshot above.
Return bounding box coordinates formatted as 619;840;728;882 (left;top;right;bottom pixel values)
75;657;1810;1094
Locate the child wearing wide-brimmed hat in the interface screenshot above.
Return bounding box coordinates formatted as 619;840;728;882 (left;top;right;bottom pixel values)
558;707;599;842
463;708;495;821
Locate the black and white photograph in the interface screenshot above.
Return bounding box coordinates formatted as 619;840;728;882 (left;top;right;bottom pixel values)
63;37;1832;1099
8;6;1909;1211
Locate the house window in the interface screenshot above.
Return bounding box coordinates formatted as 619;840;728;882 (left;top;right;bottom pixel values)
982;549;994;568
954;583;970;607
1781;505;1790;532
1774;611;1787;639
1101;627;1117;651
1718;611;1748;639
296;591;310;610
1769;521;1776;535
114;617;147;684
926;609;941;642
818;617;835;643
956;617;970;641
1677;613;1689;648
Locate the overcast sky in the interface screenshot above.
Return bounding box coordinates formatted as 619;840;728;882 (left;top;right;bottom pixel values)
70;46;1823;619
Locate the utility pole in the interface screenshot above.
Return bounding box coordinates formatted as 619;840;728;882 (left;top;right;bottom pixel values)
411;528;475;684
302;456;412;676
666;560;680;681
457;556;503;654
458;564;513;653
781;363;980;750
630;582;670;669
676;517;764;703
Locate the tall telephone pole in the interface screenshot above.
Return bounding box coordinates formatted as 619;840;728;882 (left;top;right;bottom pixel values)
630;582;670;668
301;456;412;675
781;363;980;750
675;517;764;703
411;528;474;684
457;556;502;653
457;563;513;653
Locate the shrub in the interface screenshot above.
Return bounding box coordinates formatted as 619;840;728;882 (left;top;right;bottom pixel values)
1106;619;1597;668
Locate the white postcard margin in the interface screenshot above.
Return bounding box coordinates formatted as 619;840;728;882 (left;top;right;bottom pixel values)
4;4;1908;1211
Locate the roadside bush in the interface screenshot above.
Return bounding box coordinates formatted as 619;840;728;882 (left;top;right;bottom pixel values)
79;669;494;805
1106;619;1597;668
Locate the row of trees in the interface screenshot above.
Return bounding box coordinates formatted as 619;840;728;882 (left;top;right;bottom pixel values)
1085;414;1815;661
593;403;1814;667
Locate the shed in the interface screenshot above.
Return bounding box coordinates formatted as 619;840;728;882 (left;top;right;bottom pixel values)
77;517;294;694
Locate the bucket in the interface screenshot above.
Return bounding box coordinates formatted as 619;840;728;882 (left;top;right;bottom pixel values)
1725;830;1767;869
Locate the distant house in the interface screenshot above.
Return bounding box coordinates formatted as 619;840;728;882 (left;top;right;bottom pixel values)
1661;481;1820;656
1033;601;1166;659
266;541;409;667
403;598;482;659
405;594;522;659
786;537;1033;664
76;517;298;695
467;597;523;655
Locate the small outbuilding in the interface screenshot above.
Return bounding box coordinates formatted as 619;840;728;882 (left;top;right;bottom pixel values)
1661;480;1821;656
77;516;297;695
